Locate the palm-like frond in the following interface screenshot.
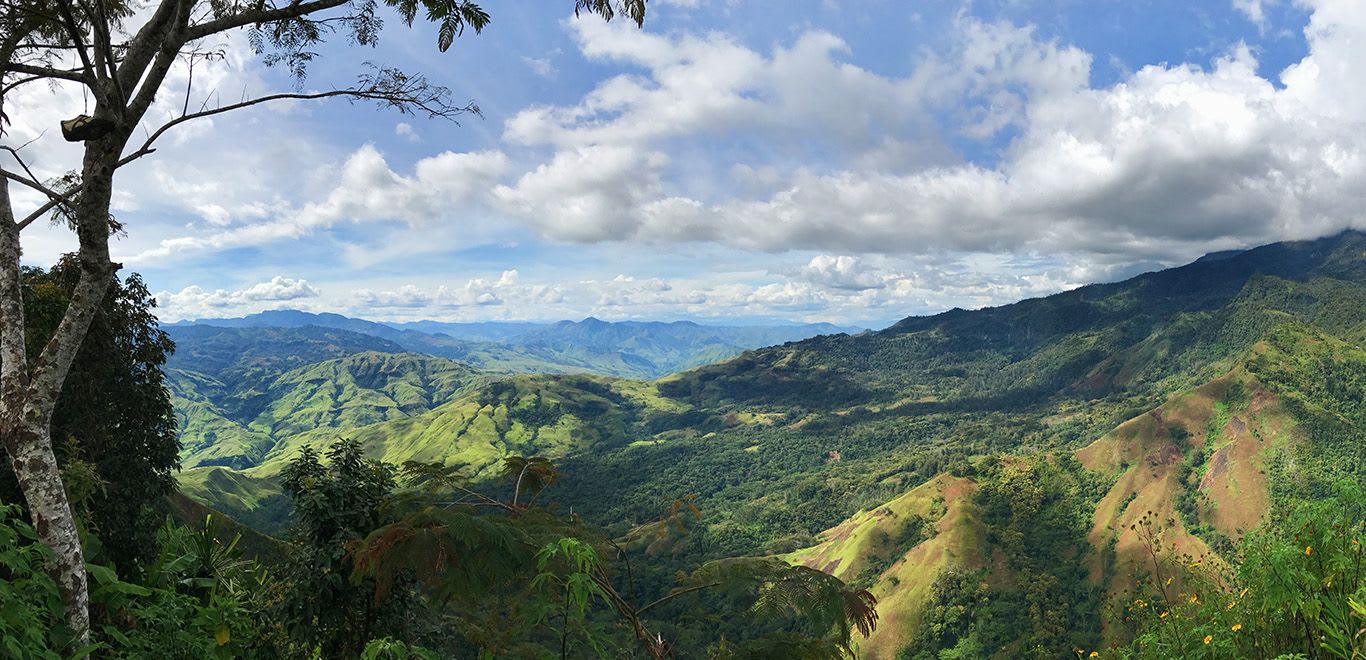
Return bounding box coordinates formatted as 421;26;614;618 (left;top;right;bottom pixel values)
350;506;532;604
502;456;558;506
676;557;878;655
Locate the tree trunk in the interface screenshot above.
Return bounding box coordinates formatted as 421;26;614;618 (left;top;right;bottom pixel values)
0;129;119;646
1;178;92;642
4;424;90;641
0;173;95;641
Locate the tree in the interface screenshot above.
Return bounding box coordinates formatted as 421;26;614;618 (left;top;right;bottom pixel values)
0;254;179;575
0;0;647;642
279;438;402;657
343;448;880;658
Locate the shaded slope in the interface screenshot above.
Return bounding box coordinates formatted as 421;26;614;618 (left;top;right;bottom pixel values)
177;465;291;535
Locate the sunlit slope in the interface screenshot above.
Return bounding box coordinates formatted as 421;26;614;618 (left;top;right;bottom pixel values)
171;369;275;469
1076;368;1292;617
785;475;987;659
248;352;482;438
179;373;686;530
245;373;683;479
777;321;1366;655
176;352;482;469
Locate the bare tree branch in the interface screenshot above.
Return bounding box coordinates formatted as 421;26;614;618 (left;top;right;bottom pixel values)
53;0;101;85
0;146;78;224
124;0;195;119
119;79;477;168
187;0;350;41
0;169;74;209
4;61;87;84
17;197;62;231
115;0;188;93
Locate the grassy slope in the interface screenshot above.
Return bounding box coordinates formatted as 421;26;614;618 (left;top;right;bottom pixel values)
780;327;1356;655
171;369;275;469
176;352;482;469
177;465;292;535
247;352;482;439
249;373;682;478
180;373;685;531
786;475;988;659
1076;366;1293;634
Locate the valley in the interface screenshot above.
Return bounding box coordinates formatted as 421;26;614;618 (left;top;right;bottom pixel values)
174;231;1366;656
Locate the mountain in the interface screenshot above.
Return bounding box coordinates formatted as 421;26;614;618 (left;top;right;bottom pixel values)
174;352;483;470
170;311;862;379
165;325;408;393
180;372;685;533
174;231;1366;654
540;231;1366;654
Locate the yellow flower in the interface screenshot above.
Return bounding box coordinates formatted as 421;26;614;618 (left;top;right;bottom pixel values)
1160;611;1169;619
1227;602;1235;610
1238;588;1248;598
1231;624;1242;632
1189;594;1199;604
1204;635;1213;645
1090;653;1099;658
1306;546;1313;556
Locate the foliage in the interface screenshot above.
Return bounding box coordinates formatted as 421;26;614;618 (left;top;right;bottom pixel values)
0;501;280;657
0;257;179;574
898;455;1105;659
338;444;881;658
0;503;74;658
277;438;411;658
1115;481;1366;659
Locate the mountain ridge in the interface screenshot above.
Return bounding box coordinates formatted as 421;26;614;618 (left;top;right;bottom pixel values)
173;231;1366;654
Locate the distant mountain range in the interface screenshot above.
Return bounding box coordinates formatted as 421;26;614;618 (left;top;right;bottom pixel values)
168;311;863;380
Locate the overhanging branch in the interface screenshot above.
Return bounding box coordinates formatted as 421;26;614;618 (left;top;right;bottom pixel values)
119;81;477;168
186;0;350;41
4;62;88;85
17;198;62;231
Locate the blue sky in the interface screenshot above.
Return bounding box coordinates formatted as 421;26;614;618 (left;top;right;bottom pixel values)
7;0;1363;327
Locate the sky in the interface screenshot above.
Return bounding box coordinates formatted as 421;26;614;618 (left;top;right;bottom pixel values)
5;0;1363;327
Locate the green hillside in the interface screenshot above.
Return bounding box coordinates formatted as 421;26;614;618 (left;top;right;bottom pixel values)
776;322;1366;657
183;372;687;531
250;372;683;478
174;352;484;469
172;232;1366;655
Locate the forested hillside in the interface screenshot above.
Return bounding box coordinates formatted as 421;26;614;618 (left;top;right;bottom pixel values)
156;231;1366;656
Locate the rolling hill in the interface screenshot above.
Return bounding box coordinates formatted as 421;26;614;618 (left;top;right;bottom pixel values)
174;351;484;469
173;231;1366;654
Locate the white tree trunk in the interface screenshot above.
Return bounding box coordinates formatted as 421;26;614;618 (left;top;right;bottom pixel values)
0;130;118;647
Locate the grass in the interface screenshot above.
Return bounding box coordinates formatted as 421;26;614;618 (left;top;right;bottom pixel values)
784;475;988;660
